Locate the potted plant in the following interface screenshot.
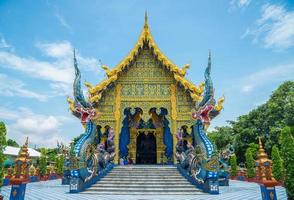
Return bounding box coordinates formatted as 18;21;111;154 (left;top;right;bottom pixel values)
0;122;8;200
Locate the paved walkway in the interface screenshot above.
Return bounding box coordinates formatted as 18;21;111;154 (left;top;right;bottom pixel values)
1;179;287;200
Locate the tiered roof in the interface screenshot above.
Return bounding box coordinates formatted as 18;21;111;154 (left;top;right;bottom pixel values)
86;12;204;104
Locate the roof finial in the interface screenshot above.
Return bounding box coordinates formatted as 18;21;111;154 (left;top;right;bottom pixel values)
73;48;76;62
25;136;29;147
208;49;211;64
144;11;148;27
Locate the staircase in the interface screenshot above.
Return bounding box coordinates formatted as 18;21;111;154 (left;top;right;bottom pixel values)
82;165;203;195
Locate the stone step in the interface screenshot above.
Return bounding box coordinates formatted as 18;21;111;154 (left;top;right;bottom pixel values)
109;170;178;173
91;183;195;189
92;183;195;188
101;177;186;181
98;180;189;184
115;165;176;168
83;165;203;195
104;174;183;178
86;187;201;192
82;191;204;195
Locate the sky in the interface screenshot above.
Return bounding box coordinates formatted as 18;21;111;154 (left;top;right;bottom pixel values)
0;0;294;148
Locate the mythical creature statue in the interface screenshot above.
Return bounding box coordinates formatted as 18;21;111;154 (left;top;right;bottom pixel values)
218;144;235;186
176;52;223;194
67;50;115;190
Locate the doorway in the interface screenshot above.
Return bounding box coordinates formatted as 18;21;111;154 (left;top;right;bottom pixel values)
136;130;157;164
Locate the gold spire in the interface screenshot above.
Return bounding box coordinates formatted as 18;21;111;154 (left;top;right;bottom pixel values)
257;137;268;162
19;137;30;160
144;11;148;27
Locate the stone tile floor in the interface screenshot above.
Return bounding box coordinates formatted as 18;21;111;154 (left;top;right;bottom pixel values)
0;179;287;200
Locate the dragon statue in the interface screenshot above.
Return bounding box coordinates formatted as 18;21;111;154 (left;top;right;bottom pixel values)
176;52;224;194
67;50;115;192
218;144;235;186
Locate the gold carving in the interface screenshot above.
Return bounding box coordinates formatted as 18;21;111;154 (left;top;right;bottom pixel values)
114;84;122;164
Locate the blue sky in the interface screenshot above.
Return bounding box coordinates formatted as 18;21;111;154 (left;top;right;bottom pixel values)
0;0;294;147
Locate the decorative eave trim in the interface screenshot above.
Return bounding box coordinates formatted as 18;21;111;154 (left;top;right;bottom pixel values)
88;17;204;104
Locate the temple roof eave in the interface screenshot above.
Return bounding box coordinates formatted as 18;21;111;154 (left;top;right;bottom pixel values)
87;20;205;104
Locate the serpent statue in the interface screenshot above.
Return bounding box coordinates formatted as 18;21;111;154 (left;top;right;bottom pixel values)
176;52;223;194
67;51;115;192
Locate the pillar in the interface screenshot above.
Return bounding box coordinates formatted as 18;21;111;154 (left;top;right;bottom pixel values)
170;84;177;164
114;84;122;164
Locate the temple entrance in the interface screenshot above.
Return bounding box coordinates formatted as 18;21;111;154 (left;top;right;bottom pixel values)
136;130;157;164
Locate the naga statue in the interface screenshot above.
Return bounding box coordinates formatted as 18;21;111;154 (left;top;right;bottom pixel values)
176;52;224;194
67;50;115;192
218;144;234;186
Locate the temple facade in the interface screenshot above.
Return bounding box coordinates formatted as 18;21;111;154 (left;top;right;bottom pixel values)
67;13;224;165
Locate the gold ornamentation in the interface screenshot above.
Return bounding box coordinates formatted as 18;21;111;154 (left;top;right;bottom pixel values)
66;97;75;112
114;84;122;164
170;84;177;121
88;15;203;104
84;81;93;89
215;96;225;111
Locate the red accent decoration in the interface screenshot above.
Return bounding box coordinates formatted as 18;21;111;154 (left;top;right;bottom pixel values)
76;107;96;123
192;104;214;123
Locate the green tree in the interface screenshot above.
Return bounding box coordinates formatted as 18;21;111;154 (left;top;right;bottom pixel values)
56;155;64;175
245;148;255;178
7;139;19;147
39;148;47;176
230;154;237;176
208;126;234;151
247;143;259;159
271;145;283;181
210;81;294;163
279;126;294;199
0;122;7;188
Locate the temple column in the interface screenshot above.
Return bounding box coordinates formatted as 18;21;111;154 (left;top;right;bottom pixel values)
170;84;177;164
114;84;122;164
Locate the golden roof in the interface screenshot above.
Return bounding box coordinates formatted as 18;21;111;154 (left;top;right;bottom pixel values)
16;137;31;163
88;12;204;103
256;137;271;164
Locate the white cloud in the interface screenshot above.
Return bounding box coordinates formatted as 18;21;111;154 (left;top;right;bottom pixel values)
0;73;48;101
55;13;73;33
241;63;294;93
244;4;294;50
0;36;10;48
0;106;71;147
36;41;72;58
230;0;251;8
0;41;100;97
0;51;74;84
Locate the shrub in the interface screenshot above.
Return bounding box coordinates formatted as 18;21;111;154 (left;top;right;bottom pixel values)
245;148;255;178
279;126;294;199
39;149;47;176
271;145;283;181
0;122;7;188
230;154;237;176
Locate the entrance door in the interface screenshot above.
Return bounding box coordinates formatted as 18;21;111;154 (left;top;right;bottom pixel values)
136;131;157;164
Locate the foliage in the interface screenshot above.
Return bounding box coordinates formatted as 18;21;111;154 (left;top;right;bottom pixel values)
245;148;255;178
230;154;237;176
39;148;47;176
208;126;234;151
211;81;294;163
55;155;64;175
47;148;58;162
279;126;294;199
271;145;283;181
0;122;7;187
247;143;259;159
7;139;19;147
